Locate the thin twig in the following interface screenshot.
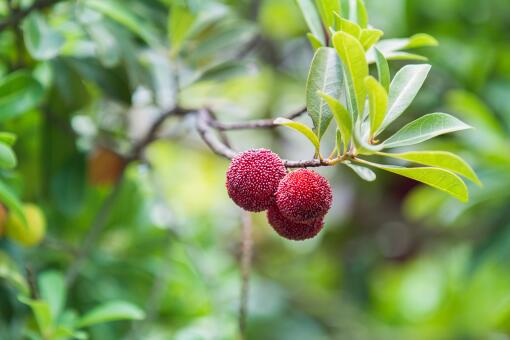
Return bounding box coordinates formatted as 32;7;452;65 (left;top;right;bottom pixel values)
209;107;307;131
25;266;39;299
239;211;253;337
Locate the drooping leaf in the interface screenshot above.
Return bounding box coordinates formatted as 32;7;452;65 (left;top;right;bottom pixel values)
306;47;343;139
39;271;66;320
383;113;472;148
0;143;16;169
169;3;196;56
274;118;321;152
378;151;481;186
0;71;44;122
367;50;429;64
77;301;146;328
378;64;431;133
365;76;388;137
22;12;65;60
358;160;469;202
315;0;341;29
376;33;438;53
345;162;376;181
296;0;326;45
333;31;368;119
360;29;383;50
319;91;352;149
374;48;390;92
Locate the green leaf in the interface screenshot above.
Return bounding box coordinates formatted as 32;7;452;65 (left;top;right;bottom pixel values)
196;62;254;83
315;0;341;29
378;151;481;186
274;118;321;152
378;64;431;133
0;132;17;146
306;47;343;139
22;12;64;60
169;3;196;57
333;31;368;119
367;51;428;64
319;92;352;149
0;181;26;226
39;271;66;320
376;33;438;53
345;162;376;181
358;160;469;202
360;29;383;50
348;0;368;28
0;143;16;169
365;76;388;137
85;0;161;48
340;18;361;39
0;251;29;296
0;71;44;122
77;301;146;328
19;296;54;336
296;0;326;45
374;48;390;92
383;113;472;148
306;33;323;50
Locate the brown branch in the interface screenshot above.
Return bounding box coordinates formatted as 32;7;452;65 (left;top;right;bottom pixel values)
239;210;253;337
209;107;307;131
0;0;65;32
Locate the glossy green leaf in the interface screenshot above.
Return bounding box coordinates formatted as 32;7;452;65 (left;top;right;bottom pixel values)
345;162;376;181
374;48;390;92
0;143;16;169
358;160;469;202
22;12;64;60
367;50;429;64
306;47;343;139
39;271;66;320
0;181;26;226
378;64;431;133
383;113;472;148
19;297;54;335
315;0;341;29
307;33;323;50
376;33;438;53
333;31;368;119
0;71;44;122
365;76;388;137
348;0;368;28
0;251;29;296
379;151;481;186
296;0;325;45
275;118;321;152
169;3;196;56
340;18;361;39
360;29;383;50
77;301;145;328
319;91;352;148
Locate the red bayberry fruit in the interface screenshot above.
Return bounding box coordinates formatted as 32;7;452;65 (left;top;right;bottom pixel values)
226;149;286;212
267;204;324;241
275;169;332;223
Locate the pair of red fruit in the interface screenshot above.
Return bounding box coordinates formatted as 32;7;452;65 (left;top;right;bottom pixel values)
226;149;333;241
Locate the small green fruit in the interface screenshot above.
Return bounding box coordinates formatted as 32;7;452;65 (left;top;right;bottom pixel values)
6;204;46;247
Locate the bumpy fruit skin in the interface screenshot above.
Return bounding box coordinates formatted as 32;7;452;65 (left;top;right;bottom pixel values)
6;204;46;247
267;204;324;241
226;149;286;212
275;169;332;223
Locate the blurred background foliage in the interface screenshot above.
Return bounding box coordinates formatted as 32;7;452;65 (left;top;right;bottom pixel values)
0;0;509;339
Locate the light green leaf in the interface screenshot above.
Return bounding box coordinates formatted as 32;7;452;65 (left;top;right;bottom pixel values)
77;301;145;328
340;17;361;39
0;143;16;169
383;113;472;148
306;47;343;139
306;33;323;50
275;118;321;152
376;33;438;53
296;0;326;45
169;3;196;57
19;296;54;336
348;0;368;28
39;271;66;320
315;0;341;29
345;162;376;181
0;132;17;146
0;181;26;226
333;31;368;119
196;62;254;83
358;160;469;202
319;91;352;149
0;71;44;122
335;129;343;154
360;29;383;50
365;76;388;137
367;50;428;64
378;151;481;186
374;48;390;92
85;0;161;48
0;251;29;296
378;64;431;133
22;12;64;60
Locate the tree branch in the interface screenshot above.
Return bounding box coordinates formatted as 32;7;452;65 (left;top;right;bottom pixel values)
0;0;65;32
239;210;252;337
209;107;306;131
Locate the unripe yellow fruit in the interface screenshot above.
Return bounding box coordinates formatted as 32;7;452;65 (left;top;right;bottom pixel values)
6;204;46;247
